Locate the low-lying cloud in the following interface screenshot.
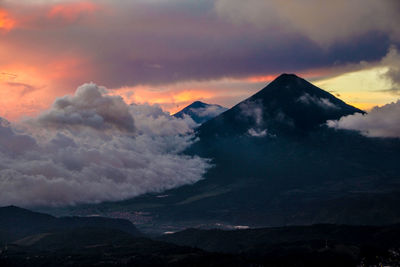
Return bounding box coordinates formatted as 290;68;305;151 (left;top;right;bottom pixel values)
327;100;400;138
0;84;210;207
240;100;273;138
190;104;227;120
298;93;338;110
239;100;264;126
247;128;268;137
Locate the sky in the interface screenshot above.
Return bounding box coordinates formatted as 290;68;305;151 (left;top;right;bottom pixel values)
0;0;400;121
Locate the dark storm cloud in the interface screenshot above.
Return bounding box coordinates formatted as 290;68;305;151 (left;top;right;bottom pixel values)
2;0;399;89
380;46;400;94
88;21;393;88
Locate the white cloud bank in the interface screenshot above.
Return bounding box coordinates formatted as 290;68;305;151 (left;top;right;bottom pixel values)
0;83;210;207
327;100;400;138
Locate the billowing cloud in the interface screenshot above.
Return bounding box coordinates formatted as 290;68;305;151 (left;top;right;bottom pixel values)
327;100;400;138
0;83;210;207
0;118;36;156
36;83;135;133
129;102;197;136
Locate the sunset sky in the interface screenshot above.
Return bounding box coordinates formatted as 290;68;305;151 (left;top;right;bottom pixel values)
1;0;400;121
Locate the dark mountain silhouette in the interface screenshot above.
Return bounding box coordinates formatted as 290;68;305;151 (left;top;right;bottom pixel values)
0;206;141;245
159;224;400;266
0;207;231;267
46;74;400;235
173;101;227;124
161;224;400;254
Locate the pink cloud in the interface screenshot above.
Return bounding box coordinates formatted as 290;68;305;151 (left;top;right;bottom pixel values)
0;8;16;32
47;1;99;23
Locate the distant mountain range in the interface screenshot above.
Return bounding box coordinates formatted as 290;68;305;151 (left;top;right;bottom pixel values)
43;74;400;235
0;206;211;266
1;206;400;266
173;101;227;124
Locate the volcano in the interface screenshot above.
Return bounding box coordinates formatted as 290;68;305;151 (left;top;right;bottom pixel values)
52;74;400;233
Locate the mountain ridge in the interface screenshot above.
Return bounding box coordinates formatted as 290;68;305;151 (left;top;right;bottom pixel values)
0;205;141;244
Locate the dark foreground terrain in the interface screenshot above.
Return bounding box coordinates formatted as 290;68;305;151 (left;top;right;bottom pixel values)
1;206;400;266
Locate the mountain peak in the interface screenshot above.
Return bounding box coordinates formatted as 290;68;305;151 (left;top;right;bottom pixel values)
275;73;312;86
253;73;320;97
174;101;228;124
190;101;208;107
1;205;33;213
178;101;216;110
275;73;300;80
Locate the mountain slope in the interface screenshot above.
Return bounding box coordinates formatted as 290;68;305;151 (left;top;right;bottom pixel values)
173;101;227;124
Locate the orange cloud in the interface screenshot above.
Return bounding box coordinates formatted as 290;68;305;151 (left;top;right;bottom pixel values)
244;69;332;83
0;9;16;32
246;74;277;83
0;55;92;121
46;57;90;81
47;1;99;22
0;66;49;120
